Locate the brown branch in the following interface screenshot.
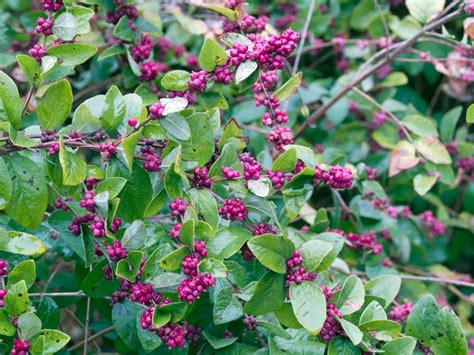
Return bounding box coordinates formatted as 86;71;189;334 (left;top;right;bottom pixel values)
67;325;115;352
294;5;464;138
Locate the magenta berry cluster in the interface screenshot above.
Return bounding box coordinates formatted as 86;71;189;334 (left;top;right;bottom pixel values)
345;231;383;254
252;222;278;236
11;339;30;355
28;44;46;62
0;288;6;307
99;142;117;159
419;211;446;237
268;126;294;151
219;198;248;221
388;302;413;323
266;169;286;190
0;260;9;276
188;71;208;92
170;222;182;239
106;241;128;262
183;321;202;346
314;165;353;190
177;272;215;302
243;315;257;330
109;218;123;233
149;102;165;120
222;167;241;179
319;303;343;342
169;198;187;219
130;283;162;305
285;251;316;287
157;323;186;349
140;142;162;172
140;61;166;81
90;216;106;238
36;17;54;36
80;190;95;211
240;153;263;181
40;0;63;12
192;167;212;188
131;34;154;63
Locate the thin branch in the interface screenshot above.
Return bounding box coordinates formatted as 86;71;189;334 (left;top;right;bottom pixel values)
22;86;34;115
373;0;391;43
292;0;316;75
29;291;86;297
294;5;464;138
351;86;413;142
397;274;474;288
67;325;115;352
83;292;91;354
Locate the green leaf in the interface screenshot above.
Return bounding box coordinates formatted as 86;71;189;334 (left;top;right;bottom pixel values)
235;61;258;83
121;128;142;171
359;301;387;324
359;320;401;341
46;43;97;67
378;72;409;88
218;118;244;152
272;148;297;172
4;280;31;317
336;275;365;315
160;113;191;141
0;158;12;210
314;232;345;271
300;239;333;272
247;235;294;274
207;228;253;259
179;219;195;247
113;15;135;42
116;251;144;282
188;189;218;231
0;309;16;336
406;0;445;23
429;308;467;355
350;0;376;30
182;112;215;167
0;71;23;129
112;301;141;348
17;312;42;340
70;5;94;34
38;79;73;130
382;336;417;355
102;85;126;131
39;329;70;353
98;45;126;61
52;12;78;41
72;95;104;133
338;319;363;345
290;282;327;335
273;72;302;101
137;312;162;352
16;55;41;85
365;275;401;308
198;258;227;278
283;144;319;169
5;156;48;229
0;231;46;257
59;137;87;186
8;260;35;289
414;137;452;165
328;337;361;355
165;162;183;199
202;330;238;349
467;104;474;123
199;38;227;72
96;177;127;200
161;70;190;91
121;220;147;250
159;246;188;271
244;272;285;315
406;294;440;347
402;115;438;137
152;309;171;328
213;287;243;325
440;106;462;142
208;143;243;179
413;174;437;196
161;97;189;115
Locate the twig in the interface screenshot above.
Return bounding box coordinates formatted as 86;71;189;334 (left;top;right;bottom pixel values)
39;262;63;307
22;86;34;115
29;291;86;297
294;5;464;138
292;0;316;75
83;291;91;354
373;0;391;43
397;274;474;288
67;325;115;352
351;87;413;142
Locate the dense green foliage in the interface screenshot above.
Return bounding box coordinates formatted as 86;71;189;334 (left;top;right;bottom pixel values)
0;0;472;354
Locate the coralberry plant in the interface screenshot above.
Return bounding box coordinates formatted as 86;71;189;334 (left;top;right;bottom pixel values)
0;0;472;354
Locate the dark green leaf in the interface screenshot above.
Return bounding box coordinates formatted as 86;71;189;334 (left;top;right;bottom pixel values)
8;260;35;289
290;282;326;335
247;235;294;274
199;38;227;72
244;272;285;315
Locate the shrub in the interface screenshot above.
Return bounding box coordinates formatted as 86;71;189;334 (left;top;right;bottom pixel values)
0;0;472;354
